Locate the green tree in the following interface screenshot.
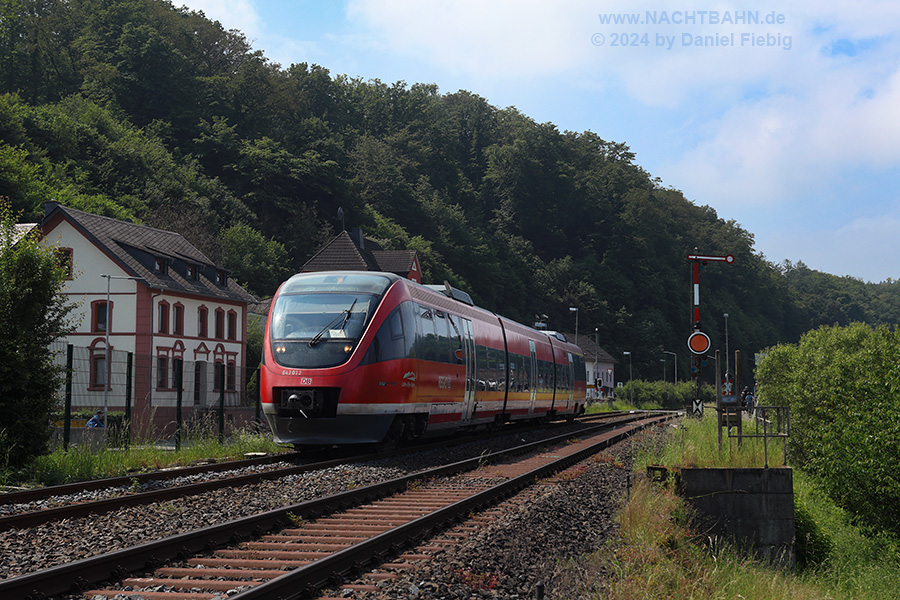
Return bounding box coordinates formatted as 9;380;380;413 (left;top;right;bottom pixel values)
218;222;292;298
756;323;900;537
0;198;75;469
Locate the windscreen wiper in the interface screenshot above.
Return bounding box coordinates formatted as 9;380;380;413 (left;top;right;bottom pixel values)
308;298;357;347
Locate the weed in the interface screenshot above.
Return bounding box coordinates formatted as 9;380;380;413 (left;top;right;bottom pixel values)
455;567;501;591
286;512;306;527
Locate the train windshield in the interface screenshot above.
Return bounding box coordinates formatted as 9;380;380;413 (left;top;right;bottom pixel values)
269;274;392;368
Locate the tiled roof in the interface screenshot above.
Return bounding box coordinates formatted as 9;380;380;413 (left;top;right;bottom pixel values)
571;333;618;364
302;231;379;272
302;230;417;277
41;204;256;304
373;249;416;273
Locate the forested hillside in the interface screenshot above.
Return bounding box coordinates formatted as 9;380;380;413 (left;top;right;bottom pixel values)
1;0;898;380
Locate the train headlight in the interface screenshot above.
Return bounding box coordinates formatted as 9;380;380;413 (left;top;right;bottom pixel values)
275;345;286;354
343;344;354;353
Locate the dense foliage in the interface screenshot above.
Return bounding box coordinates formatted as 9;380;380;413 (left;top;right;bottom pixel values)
1;0;900;384
756;323;900;537
0;199;75;468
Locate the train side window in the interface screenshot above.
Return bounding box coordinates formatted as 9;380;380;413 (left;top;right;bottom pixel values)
447;315;463;364
522;353;531;391
476;344;489;390
417;304;437;362
488;347;505;391
389;307;404;340
516;354;526;391
521;354;528;391
540;359;551;393
362;302;413;365
401;301;417;358
434;310;451;363
485;347;496;390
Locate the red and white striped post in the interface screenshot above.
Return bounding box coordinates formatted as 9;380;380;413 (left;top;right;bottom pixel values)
686;252;734;416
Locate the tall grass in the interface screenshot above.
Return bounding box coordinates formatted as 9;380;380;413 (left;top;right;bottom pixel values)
634;411;776;469
794;469;900;599
20;417;284;486
554;407;900;600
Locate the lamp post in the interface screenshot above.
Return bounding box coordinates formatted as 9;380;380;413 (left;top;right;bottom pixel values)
623;351;633;404
569;307;579;343
101;274;145;427
660;358;666;381
663;350;677;384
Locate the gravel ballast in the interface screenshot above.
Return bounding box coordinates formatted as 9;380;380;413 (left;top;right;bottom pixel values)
1;417;673;600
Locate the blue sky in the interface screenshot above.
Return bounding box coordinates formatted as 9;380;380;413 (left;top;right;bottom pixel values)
178;1;900;283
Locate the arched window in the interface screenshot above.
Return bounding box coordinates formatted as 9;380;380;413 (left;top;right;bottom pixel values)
198;306;208;338
227;310;237;341
158;300;170;334
89;339;110;391
173;303;185;335
215;308;224;339
213;344;226;391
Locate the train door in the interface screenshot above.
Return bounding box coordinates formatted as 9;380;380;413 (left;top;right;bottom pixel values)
456;317;476;422
529;340;537;414
566;352;575;411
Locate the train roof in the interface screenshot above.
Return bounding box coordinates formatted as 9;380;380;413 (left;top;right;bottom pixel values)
280;271;582;353
423;281;474;306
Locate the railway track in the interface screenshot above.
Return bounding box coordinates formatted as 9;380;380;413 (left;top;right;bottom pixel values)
0;410;676;600
0;411;631;532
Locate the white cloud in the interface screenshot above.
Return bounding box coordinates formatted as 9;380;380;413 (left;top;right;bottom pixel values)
761;209;900;282
176;0;262;39
347;0;596;80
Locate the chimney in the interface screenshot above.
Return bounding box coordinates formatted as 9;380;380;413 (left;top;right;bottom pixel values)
350;227;365;250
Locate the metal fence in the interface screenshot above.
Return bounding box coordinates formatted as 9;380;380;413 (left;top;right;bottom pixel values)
722;405;790;467
50;342;257;411
49;342;263;448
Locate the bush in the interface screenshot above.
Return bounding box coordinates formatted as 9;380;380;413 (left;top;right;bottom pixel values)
618;379;714;410
757;323;900;537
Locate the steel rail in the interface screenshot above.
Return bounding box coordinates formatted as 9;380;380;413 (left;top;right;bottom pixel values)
0;451;302;506
0;411;675;600
0;413;630;531
0;412;628;508
234;414;675;600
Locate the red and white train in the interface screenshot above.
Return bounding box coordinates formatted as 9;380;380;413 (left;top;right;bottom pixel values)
260;271;587;448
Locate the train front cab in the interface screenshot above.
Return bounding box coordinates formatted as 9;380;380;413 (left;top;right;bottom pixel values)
260;272;416;446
